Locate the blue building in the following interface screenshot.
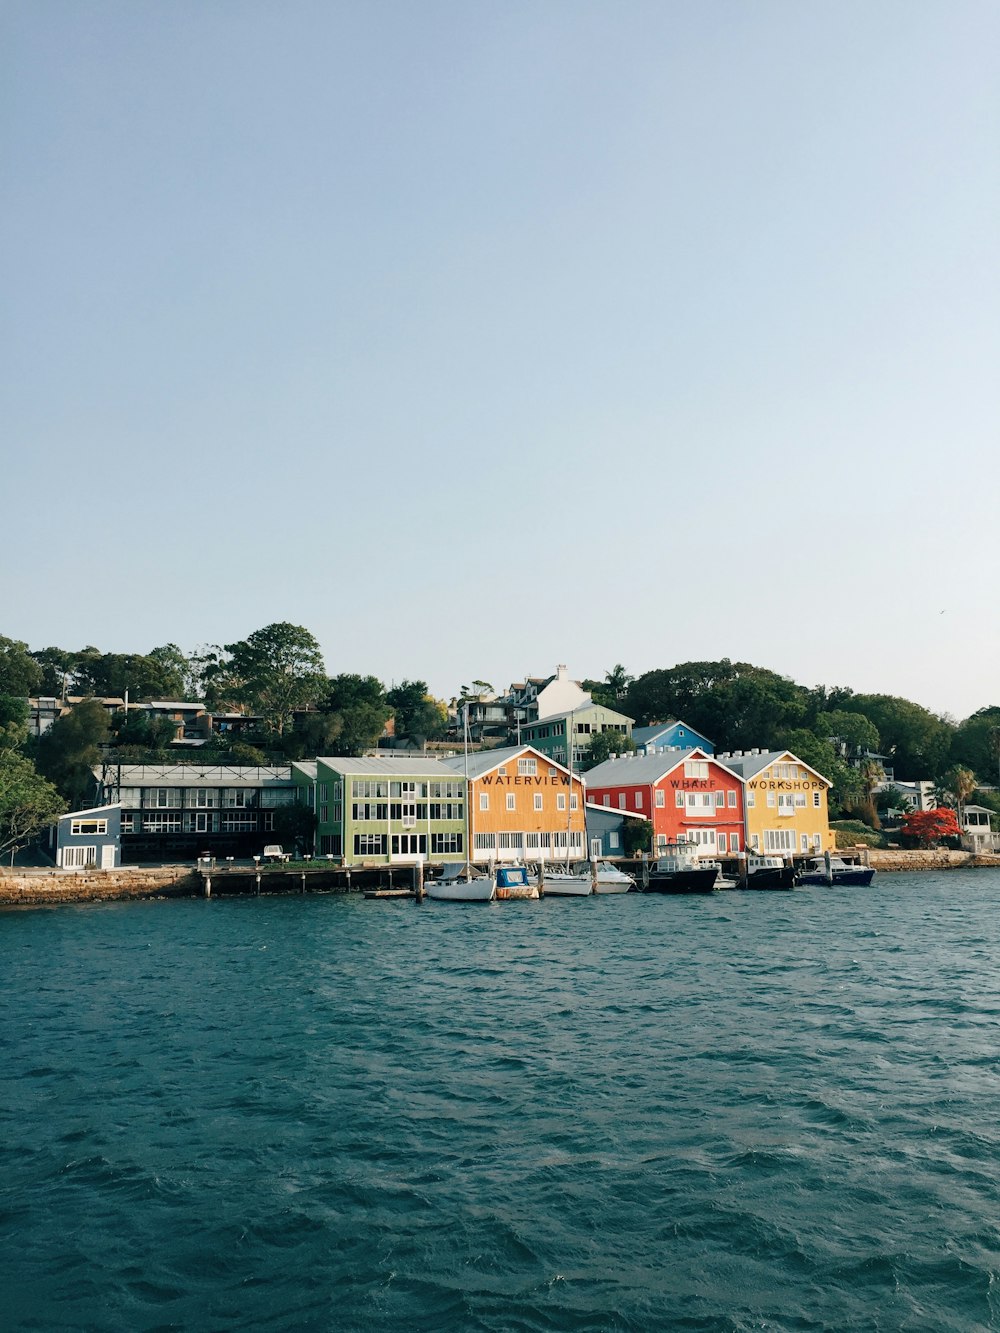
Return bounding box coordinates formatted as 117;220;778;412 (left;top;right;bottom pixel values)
55;804;122;869
631;720;714;755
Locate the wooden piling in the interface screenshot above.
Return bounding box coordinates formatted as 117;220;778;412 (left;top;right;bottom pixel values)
414;861;424;903
536;861;545;898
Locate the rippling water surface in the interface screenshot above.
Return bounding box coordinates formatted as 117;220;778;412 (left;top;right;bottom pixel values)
4;871;1000;1331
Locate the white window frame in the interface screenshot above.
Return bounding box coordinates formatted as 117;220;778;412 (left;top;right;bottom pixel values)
534;793;543;811
71;819;107;836
506;793;516;811
517;758;537;776
480;793;489;811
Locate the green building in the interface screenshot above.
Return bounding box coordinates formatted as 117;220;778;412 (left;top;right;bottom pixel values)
520;701;633;768
292;756;466;865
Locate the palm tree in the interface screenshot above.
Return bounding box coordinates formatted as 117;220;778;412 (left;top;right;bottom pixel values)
942;765;977;830
604;664;633;702
859;758;885;829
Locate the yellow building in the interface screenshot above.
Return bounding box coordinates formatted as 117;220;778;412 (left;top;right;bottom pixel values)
441;744;586;865
714;748;834;855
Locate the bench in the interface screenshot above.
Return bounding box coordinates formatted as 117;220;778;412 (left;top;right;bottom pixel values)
262;845;290;863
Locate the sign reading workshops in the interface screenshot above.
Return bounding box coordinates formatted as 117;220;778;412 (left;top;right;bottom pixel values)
747;777;824;792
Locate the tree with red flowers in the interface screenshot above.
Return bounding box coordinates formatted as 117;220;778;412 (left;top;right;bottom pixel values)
901;807;961;847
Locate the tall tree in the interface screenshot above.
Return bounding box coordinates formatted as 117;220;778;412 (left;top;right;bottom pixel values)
30;646;78;697
624;660;809;752
387;680;448;745
36;699;111;807
604;664;634;701
583;730;636;769
950;707;1000;783
207;624;326;735
0;637;42;697
835;694;954;781
941;765;977;826
0;751;65;860
320;675;391;756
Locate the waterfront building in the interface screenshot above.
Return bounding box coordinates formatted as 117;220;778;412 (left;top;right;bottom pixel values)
95;763;299;862
296;756;466;866
632;720;714;756
585;748;745;858
54;803;122;870
439;744;586;865
715;749;834;855
584;802;645;860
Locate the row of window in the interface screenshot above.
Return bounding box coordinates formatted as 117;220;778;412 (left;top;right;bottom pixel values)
119;788;298;810
349;780;465;800
480;792;578;812
747;791;821;809
350;833;466;856
121;811;278;834
758;830;824;852
348;802;465;823
473;831;586;851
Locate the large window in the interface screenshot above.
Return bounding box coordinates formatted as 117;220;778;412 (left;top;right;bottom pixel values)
62;846;96;868
764;829;796;852
147;788;181;808
143;812;182;833
354;833;387;856
391;834;426;855
221;811;256;831
223;789;251;808
71;819;107;836
684;761;709;780
353;802;388;822
431;832;463;855
187;789;217;808
517;757;537;776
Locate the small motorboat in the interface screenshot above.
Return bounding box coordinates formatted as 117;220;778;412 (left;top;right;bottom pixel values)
539;861;635;895
592;861;635;894
741;854;797;890
493;865;539;900
796;855;876;887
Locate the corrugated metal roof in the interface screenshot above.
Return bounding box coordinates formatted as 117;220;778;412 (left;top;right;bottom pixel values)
523;702;634;727
438;744;574;780
584;748;706;787
100;764;292;786
292;761;318;780
714;750;831;785
315;756;460;777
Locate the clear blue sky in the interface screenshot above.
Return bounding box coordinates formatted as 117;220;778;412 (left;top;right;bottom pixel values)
4;2;998;719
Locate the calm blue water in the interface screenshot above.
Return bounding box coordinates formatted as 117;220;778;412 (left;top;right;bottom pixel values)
4;871;1000;1332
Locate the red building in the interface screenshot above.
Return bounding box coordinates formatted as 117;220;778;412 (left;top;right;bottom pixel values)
584;747;744;857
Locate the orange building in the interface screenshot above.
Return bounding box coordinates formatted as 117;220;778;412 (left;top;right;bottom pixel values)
442;744;586;865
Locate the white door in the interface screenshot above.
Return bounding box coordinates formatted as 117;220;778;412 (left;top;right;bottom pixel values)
101;845;115;869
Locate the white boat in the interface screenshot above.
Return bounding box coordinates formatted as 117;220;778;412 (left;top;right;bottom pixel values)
593;861;634;893
702;861;738;890
541;866;593;896
797;855;876;887
426;863;495;902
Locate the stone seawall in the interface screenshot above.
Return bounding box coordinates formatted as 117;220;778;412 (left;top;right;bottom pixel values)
0;867;199;906
866;849;1000;873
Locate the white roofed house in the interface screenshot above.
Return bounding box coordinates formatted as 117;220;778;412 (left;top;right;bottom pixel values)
959;805;1000;853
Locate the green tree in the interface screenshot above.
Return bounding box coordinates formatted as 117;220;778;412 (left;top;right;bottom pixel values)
817;709;881;758
207;624;327;735
147;644;197;698
604;664;633;701
73;651;186;702
0;636;42;697
281;711;345;760
30;646;77;697
36;699;111;807
950;707;1000;783
320;675;392;756
270;803;318;854
836;693;954;781
0;751;65;860
109;709;179;755
622;817;653;857
387;680;448;744
774;728;861;816
0;696;30;755
623;660;808;752
583;730;636;769
941;764;977;825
